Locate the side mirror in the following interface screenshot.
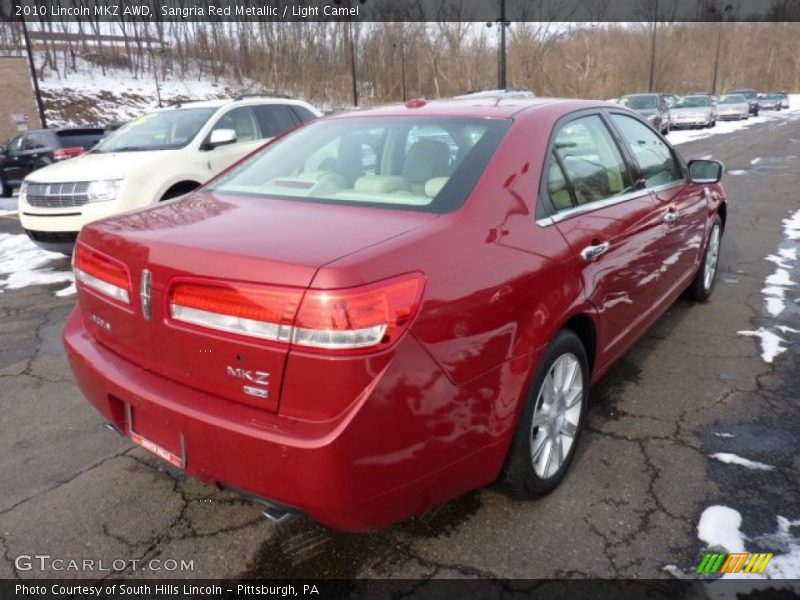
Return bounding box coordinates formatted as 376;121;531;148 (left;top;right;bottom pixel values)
204;128;237;150
688;159;724;184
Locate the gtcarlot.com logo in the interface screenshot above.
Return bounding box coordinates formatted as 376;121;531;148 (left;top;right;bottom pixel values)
697;552;773;575
14;554;195;572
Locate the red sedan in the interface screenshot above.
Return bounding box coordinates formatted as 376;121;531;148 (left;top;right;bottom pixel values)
64;98;726;531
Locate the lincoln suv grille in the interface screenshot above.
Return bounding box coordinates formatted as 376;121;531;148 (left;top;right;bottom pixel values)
26;182;90;208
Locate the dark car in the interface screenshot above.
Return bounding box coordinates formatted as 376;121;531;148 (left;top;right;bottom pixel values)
731;89;760;116
0;127;104;197
65;97;727;530
618;93;671;135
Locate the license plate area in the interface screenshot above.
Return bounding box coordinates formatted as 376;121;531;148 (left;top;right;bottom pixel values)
125;403;186;469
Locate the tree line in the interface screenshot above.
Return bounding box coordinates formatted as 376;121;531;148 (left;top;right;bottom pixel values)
2;20;799;106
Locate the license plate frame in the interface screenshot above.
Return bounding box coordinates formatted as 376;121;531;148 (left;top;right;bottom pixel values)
125;403;186;469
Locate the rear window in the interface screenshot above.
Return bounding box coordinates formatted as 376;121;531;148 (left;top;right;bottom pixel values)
56;129;104;150
675;96;711;108
208;117;511;213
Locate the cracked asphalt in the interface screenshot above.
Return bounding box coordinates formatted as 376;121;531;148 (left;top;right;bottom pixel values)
1;115;799;581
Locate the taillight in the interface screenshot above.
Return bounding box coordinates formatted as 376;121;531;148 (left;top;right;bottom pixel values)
169;282;302;344
74;244;132;304
293;276;424;350
168;273;425;353
54;147;84;160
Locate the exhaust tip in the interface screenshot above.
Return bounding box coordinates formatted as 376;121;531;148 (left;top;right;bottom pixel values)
105;422;123;436
262;505;297;525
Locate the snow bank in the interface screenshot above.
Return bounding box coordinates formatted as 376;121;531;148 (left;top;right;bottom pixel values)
0;234;74;296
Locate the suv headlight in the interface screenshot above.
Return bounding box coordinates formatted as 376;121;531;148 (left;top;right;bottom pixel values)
86;179;123;203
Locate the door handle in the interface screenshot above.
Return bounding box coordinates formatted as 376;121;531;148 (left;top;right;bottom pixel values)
664;209;679;224
581;241;611;261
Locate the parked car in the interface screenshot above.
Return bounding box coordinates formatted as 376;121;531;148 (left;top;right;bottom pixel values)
19;96;321;253
618;93;671;135
64;97;727;531
758;93;783;111
0;127;104;198
731;88;760;116
717;94;750;120
779;91;790;109
670;95;718;128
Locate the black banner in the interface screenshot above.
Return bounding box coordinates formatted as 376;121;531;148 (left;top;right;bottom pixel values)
4;579;800;600
3;0;800;23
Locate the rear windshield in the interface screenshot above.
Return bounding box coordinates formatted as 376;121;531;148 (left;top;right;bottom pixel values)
675;96;711;108
719;94;746;104
56;129;104;150
620;95;658;109
208;116;511;213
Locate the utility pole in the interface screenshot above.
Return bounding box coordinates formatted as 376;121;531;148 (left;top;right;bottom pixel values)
20;18;47;129
347;0;358;107
711;5;733;95
487;0;511;90
498;0;507;89
393;37;407;101
648;0;659;93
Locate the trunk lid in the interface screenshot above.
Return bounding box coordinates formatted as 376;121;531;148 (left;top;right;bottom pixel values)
77;191;437;411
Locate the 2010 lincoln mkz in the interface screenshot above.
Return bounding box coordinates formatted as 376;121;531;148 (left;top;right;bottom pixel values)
63;98;727;531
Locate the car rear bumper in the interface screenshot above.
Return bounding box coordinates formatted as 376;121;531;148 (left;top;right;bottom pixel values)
63;307;514;531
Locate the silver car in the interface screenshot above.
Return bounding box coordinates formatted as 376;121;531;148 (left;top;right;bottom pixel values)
670;95;717;129
717;94;750;120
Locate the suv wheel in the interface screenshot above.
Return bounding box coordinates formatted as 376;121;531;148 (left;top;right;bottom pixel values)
505;330;588;498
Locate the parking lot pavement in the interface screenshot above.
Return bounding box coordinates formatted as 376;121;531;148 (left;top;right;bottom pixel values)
1;113;799;581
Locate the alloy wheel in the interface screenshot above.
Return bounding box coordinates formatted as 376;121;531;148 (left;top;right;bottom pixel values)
704;224;721;291
530;353;583;479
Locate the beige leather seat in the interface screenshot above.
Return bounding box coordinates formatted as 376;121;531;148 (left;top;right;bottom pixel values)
403;139;451;194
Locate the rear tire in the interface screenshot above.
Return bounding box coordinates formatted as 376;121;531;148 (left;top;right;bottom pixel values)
689;214;723;302
505;330;589;498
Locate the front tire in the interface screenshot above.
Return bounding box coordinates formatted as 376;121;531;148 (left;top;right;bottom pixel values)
689;214;722;302
505;330;588;498
0;177;9;198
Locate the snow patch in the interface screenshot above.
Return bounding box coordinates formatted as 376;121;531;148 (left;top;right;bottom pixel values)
698;506;746;554
728;169;747;175
0;234;75;296
710;453;775;471
750;157;761;165
712;432;735;438
737;328;786;363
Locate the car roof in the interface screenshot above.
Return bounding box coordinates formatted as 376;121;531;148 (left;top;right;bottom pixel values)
324;97;615;120
156;97;311;112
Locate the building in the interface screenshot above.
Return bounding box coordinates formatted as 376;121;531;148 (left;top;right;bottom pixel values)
0;56;42;142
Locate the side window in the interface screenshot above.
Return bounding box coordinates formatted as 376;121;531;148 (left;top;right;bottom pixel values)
23;133;47;151
610;114;683;188
553;115;630;206
213;107;261;143
6;136;22;155
290;105;317;123
547;156;574;211
252;105;299;138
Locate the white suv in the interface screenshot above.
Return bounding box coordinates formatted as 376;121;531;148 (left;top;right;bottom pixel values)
19;96;321;253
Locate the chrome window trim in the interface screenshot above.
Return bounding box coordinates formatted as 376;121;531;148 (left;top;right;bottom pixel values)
536;180;685;227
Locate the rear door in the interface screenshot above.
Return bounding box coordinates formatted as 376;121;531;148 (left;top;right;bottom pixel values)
608;112;706;302
541;112;665;371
